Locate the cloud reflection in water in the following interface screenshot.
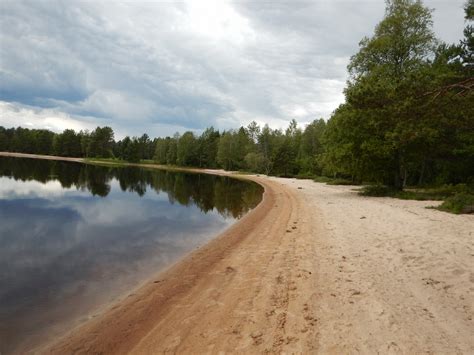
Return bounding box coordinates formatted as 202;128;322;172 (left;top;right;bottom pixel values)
0;157;263;353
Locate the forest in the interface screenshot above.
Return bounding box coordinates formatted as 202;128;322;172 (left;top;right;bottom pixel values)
0;0;472;191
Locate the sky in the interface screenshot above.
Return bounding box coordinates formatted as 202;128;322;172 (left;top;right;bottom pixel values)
0;0;467;139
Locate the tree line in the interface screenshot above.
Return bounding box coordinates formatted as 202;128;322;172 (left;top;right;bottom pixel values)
1;0;472;189
0;119;327;177
0;126;155;162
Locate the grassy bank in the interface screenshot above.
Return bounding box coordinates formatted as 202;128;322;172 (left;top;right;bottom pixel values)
84;158;156;166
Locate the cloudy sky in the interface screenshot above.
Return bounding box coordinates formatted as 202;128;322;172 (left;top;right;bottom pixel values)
0;0;467;138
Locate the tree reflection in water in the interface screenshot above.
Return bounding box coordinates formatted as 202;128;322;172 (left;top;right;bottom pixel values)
0;157;263;219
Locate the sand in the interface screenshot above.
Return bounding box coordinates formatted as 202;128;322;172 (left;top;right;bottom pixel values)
1;153;472;353
276;178;473;354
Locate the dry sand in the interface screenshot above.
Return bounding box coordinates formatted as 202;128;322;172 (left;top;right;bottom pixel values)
1;153;472;353
276;178;473;354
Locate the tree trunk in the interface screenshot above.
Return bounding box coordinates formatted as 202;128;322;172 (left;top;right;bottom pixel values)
393;150;403;190
418;159;426;186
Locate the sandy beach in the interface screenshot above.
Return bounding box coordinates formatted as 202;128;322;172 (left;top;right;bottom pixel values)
44;180;473;353
1;153;473;353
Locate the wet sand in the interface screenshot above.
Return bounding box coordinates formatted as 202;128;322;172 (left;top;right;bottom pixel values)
1;152;473;353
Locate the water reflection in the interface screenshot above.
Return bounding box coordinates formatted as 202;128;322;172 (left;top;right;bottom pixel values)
0;157;263;353
0;157;262;219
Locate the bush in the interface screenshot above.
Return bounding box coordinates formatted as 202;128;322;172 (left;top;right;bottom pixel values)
326;178;355;186
359;183;473;200
313;176;357;185
313;176;333;183
397;184;473;201
359;184;474;214
437;193;474;214
358;185;395;196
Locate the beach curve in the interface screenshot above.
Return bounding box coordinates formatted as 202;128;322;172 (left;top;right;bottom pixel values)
39;171;320;353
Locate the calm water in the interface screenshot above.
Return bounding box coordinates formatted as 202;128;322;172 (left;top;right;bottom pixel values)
0;157;263;353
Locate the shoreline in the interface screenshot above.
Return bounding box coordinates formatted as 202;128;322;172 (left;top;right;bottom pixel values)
0;152;84;163
2;152;473;353
42;169;306;353
1;152;271;353
0;152;232;177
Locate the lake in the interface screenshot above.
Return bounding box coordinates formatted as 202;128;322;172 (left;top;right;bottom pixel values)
0;157;263;353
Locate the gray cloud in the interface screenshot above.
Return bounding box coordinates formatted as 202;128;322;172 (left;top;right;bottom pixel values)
0;0;466;138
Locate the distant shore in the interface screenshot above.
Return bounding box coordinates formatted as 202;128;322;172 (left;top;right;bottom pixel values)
0;151;232;177
2;152;473;354
0;152;84;163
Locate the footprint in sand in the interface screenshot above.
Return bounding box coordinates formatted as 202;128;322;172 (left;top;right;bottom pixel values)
250;331;263;345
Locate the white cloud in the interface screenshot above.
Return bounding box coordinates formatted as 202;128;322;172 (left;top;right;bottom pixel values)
0;101;95;133
0;178;68;199
0;0;466;136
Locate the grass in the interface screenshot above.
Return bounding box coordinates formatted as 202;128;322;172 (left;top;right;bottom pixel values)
84;158;159;167
359;183;471;199
84;159;223;175
83;158;129;167
295;173;316;180
326;178;354;186
358;183;474;214
436;193;474;214
312;176;357;185
313;176;333;183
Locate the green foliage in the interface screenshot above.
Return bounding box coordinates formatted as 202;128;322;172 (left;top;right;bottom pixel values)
359;183;473;203
153;137;171;164
437;193;474;214
217;131;240;170
321;0;473;189
359;185;399;197
466;0;474;20
326;178;355;186
313;176;333;183
53;129;82;157
120;137;142;162
312;176;358;185
197;127;220;168
298;119;326;176
87;127;114;158
244;152;266;173
343;0;438;188
177;132;198;166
